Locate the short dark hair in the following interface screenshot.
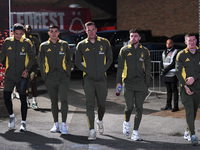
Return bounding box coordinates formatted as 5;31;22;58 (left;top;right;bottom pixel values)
49;24;59;31
129;28;140;35
13;23;25;31
185;33;197;41
85;21;95;27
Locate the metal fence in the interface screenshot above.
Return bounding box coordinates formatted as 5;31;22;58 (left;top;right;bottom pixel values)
146;50;167;99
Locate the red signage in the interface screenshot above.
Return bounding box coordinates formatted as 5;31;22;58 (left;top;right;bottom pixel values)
11;7;91;34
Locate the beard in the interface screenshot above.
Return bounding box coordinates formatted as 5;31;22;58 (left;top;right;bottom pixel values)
131;40;139;45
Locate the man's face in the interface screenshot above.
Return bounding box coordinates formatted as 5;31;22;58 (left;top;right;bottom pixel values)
13;30;24;40
130;32;141;45
185;36;197;50
166;39;174;49
86;25;97;39
48;28;60;41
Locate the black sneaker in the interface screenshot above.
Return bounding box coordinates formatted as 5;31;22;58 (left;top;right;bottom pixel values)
161;106;172;110
172;108;179;112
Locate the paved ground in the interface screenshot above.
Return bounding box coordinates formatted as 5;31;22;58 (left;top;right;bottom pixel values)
0;73;200;150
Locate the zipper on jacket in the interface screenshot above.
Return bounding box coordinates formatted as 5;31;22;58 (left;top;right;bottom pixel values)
54;43;58;78
92;43;97;81
15;40;17;81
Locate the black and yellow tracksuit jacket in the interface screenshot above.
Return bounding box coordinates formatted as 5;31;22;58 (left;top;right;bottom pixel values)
175;47;200;91
38;39;71;80
75;36;113;81
0;36;35;82
116;43;151;90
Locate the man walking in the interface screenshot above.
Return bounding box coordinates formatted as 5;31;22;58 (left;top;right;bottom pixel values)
0;23;35;132
38;24;71;134
75;21;113;140
116;28;151;141
175;33;200;146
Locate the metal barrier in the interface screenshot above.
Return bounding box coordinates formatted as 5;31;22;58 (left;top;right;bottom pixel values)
146;50;167;100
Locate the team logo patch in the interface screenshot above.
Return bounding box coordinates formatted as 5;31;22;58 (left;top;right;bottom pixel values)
61;46;63;51
141;52;144;58
22;47;25;52
100;45;103;51
47;48;51;52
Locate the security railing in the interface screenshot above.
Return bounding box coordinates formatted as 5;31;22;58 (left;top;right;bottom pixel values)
146;50;167;100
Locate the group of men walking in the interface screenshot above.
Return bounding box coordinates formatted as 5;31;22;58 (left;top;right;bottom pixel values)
0;21;199;146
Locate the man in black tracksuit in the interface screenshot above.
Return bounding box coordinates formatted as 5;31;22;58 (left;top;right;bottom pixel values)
175;33;200;146
75;21;113;140
0;23;35;132
160;39;179;112
38;25;71;135
116;28;151;141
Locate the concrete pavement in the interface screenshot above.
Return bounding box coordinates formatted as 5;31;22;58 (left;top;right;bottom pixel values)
0;74;200;150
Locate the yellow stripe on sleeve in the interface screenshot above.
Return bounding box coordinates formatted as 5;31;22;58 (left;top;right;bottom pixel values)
122;60;127;82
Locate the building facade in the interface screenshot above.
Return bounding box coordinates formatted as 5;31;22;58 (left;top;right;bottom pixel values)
117;0;198;37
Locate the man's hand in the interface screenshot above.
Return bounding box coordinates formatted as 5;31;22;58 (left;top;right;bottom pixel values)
116;83;122;94
22;69;28;78
160;69;165;76
185;77;194;85
184;85;194;95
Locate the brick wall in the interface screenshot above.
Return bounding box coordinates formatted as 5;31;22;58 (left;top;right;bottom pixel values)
117;0;198;37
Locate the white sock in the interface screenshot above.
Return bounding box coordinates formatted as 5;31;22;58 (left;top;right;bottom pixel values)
10;114;15;118
133;130;139;135
21;120;26;124
62;122;66;125
54;122;59;127
32;97;37;103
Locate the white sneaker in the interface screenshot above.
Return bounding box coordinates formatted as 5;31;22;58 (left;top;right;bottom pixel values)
20;123;27;132
131;130;142;141
123;121;130;136
32;102;38;109
11;93;14;100
8;117;16;130
60;123;67;135
88;129;96;140
96;118;104;134
50;122;59;133
191;135;198;146
15;92;20;99
184;130;191;141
